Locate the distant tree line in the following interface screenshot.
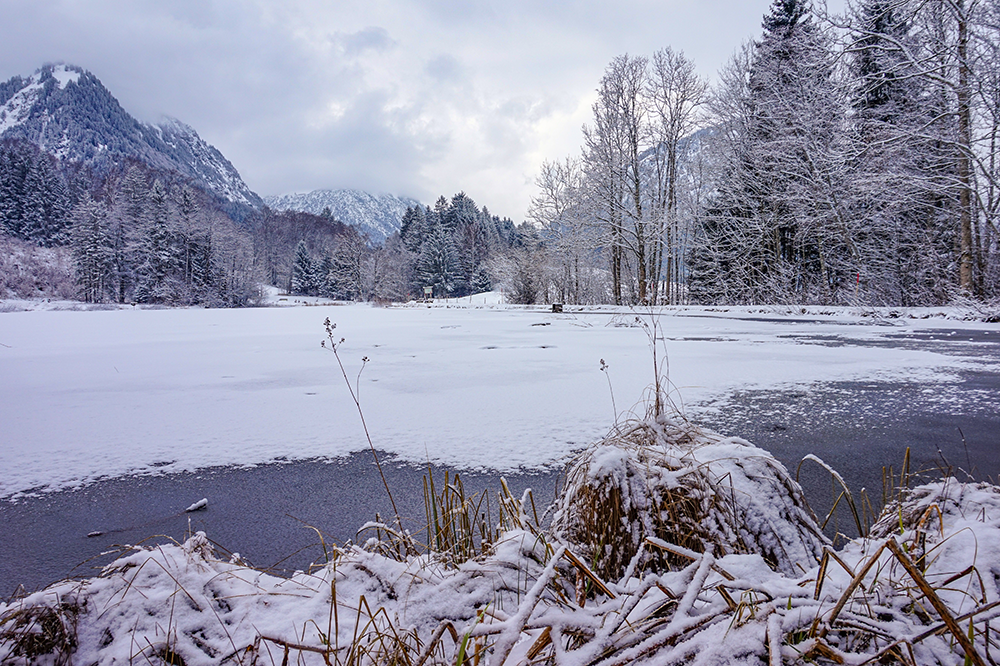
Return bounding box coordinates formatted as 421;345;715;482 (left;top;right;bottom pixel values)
68;166;259;306
284;192;540;302
1;139;338;306
12;0;997;310
530;0;1000;306
1;136;538;306
400;193;522;298
248;205;358;298
0;140;79;247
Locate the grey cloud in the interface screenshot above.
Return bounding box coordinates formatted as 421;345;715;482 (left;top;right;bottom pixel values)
235;87;449;201
0;0;851;219
424;54;465;83
139;0;224;30
333;27;397;58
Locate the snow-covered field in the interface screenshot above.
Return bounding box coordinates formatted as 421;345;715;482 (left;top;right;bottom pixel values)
1;295;998;500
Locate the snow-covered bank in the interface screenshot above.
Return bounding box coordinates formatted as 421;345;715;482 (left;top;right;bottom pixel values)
2;417;997;665
1;300;998;500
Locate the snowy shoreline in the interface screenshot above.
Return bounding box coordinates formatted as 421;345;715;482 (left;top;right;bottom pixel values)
2;415;998;666
2;298;999;662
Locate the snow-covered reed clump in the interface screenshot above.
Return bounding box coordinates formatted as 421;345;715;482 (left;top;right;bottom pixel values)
2;429;999;665
550;415;828;580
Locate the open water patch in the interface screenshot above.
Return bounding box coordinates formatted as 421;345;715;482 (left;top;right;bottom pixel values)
693;368;1000;538
0;453;562;597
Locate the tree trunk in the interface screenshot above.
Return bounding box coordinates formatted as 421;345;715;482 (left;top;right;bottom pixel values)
957;0;975;294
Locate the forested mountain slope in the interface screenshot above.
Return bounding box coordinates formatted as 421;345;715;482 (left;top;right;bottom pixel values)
0;63;261;209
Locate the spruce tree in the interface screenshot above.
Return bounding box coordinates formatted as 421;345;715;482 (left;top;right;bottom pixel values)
71;194;113;303
416;222;459;298
852;0;912;121
109;166;147;303
694;0;847;303
134;180;174;302
20;153;70;246
175;185;200;291
762;0;808;36
399;206;427;253
317;253;335;297
0;146;24;237
328;234;367;301
290;240;315;295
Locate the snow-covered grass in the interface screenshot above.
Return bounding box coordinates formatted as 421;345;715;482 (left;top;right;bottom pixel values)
2;414;998;665
1;295;998;500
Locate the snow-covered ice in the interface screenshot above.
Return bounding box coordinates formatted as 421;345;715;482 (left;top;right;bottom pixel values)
1;297;997;499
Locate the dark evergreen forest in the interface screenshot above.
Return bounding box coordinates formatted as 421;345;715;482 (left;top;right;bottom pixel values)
0;139;356;305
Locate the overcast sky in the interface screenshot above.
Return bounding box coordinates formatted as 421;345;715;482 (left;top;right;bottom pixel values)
1;0;844;219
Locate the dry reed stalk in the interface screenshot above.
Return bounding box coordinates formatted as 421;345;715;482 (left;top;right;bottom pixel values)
412;620;459;666
561;549;617;601
323;319;406;555
818;540;888;637
0;601;79;666
884;538;986;666
258;635;333;664
524;626;552;660
813;546;856;601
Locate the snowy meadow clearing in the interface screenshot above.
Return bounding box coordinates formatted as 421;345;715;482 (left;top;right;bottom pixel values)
3;297;1000;664
2;297;998;501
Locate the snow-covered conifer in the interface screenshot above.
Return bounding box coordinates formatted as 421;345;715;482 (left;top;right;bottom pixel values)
70;194;113;303
290;240;316;295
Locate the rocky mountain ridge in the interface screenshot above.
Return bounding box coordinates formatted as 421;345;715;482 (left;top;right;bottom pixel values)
264;189;420;243
2;63;421;239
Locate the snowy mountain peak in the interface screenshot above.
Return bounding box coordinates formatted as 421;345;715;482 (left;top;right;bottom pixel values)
40;63;83;90
157;115;189;130
11;63;83;90
264;189;421;243
0;64;262;209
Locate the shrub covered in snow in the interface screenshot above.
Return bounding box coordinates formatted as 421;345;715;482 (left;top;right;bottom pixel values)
550;415;828;580
0;235;76;300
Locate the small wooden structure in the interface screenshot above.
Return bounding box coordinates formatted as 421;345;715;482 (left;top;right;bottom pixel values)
552;303;564;313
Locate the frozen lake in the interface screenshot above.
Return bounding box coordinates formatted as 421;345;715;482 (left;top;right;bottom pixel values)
2;300;999;593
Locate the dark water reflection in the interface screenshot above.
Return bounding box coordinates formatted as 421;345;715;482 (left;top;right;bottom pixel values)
0;457;562;597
